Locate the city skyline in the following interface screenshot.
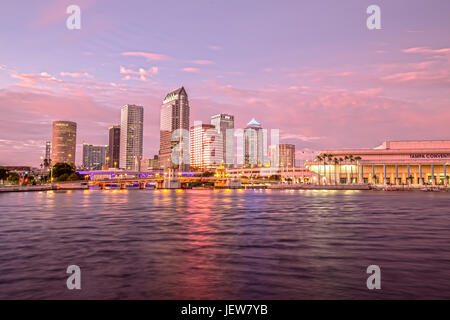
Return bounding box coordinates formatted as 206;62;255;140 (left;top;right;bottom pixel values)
42;91;284;170
1;0;450;167
1;1;450;303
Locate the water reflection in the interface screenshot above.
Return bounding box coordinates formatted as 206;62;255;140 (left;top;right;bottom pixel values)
0;189;450;299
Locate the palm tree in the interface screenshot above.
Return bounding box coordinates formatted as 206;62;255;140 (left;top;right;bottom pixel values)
43;158;50;168
333;157;339;184
349;155;355;184
316;155;323;185
354;156;362;183
344;155;349;183
327;154;333;184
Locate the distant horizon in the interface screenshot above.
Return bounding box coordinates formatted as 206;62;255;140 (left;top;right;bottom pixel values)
1;0;449;166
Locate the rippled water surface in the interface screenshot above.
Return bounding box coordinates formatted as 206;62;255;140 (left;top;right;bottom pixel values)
1;189;450;299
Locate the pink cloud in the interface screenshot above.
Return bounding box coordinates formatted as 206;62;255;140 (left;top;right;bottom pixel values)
121;51;170;61
119;66;159;82
288;86;311;91
120;66;158;76
245;98;259;104
281;133;323;142
382;70;449;84
10;71;61;87
403;47;450;55
182;67;201;73
288;69;356;83
409;61;436;69
208;45;222;51
191;60;215;65
60;72;93;79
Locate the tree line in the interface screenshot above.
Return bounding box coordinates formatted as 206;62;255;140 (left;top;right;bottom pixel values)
0;162;81;185
315;153;362;184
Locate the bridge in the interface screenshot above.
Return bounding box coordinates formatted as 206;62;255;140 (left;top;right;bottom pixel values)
76;169;278;189
83;176;226;190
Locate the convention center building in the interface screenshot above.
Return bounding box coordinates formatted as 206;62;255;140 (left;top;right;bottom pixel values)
306;140;450;185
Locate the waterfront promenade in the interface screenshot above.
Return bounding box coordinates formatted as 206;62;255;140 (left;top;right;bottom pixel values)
271;184;371;190
0;185;54;192
0;182;87;193
271;183;449;191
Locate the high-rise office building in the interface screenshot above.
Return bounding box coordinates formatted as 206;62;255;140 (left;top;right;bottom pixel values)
120;104;144;171
159;87;190;171
108;125;120;168
269;144;296;167
51;121;77;165
44;141;51;167
210;114;234;166
244;118;267;167
82;144;108;170
190;123;223;170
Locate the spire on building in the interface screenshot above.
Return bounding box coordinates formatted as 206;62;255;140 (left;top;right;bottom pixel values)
247;118;261;127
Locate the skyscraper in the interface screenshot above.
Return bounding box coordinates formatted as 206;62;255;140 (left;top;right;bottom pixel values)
190;123;223;170
108;125;120;168
159;87;190;171
244;118;267;167
269;144;296;167
82;144;108;170
211;114;234;166
51;121;77;165
120;104;144;171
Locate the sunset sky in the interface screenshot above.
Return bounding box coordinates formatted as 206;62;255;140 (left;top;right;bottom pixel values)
0;0;449;166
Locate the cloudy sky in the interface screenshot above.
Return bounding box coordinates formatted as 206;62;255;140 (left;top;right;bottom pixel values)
0;0;449;166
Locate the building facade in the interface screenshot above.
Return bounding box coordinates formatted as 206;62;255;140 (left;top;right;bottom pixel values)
307;140;450;185
190;123;223;170
44;141;51;167
120;104;144;171
82;144;108;170
51;121;77;165
141;155;159;171
269;144;296;167
159;87;190;171
108;125;120;168
210;114;234;166
244;118;268;167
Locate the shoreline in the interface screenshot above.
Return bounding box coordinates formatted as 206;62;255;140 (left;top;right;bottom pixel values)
1;183;449;193
270;183;449;192
0;183;88;193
